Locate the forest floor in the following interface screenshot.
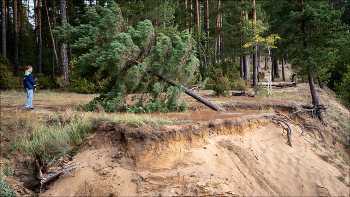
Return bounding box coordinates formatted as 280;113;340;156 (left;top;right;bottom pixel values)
1;62;350;196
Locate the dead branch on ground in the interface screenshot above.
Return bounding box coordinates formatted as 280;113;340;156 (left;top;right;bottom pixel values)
23;151;79;190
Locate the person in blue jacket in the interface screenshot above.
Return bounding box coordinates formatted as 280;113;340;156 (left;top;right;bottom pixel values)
23;66;37;110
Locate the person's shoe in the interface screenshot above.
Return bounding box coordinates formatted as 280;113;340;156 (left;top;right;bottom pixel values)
30;108;35;110
24;107;30;110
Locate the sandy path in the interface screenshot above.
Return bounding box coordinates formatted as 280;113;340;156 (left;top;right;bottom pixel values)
42;121;348;196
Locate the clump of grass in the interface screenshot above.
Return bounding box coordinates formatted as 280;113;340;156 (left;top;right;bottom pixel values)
322;154;333;162
313;143;318;149
267;107;275;113
338;175;346;182
9;112;102;161
2;162;13;177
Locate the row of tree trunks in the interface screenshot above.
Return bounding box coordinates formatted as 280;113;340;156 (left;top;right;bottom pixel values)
2;0;67;78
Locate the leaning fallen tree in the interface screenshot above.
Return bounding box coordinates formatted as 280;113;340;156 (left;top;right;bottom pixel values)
56;1;226;113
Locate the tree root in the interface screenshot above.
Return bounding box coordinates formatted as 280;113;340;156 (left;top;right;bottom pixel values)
301;105;327;125
23;151;79;190
273;111;325;147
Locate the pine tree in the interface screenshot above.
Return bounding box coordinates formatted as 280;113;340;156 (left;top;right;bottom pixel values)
266;0;346;122
55;0;213;113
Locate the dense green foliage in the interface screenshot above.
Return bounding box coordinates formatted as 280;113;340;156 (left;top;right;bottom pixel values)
267;1;344;81
0;55;22;90
1;0;350;108
57;1;198;112
335;65;350;107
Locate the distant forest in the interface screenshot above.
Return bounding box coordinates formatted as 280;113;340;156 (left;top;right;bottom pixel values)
1;0;349;107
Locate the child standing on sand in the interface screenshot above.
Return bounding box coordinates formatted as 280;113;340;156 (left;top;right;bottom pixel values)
23;66;36;110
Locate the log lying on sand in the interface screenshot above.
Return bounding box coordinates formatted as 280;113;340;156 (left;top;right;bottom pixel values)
257;82;297;87
23;151;79;190
232;91;254;97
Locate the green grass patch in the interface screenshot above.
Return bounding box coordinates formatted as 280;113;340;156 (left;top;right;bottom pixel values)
2;162;13;177
8;112;101;162
105;114;178;128
0;178;17;197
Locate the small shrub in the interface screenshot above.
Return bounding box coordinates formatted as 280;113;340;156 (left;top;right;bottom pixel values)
258;72;265;80
71;76;109;94
0;55;22;90
253;85;264;95
56;76;70;91
338;176;345;182
36;76;57;89
322;154;329;162
212;68;231;96
232;78;251;91
267;107;275;113
0;178;17;197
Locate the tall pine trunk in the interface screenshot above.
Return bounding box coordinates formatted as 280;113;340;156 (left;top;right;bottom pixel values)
282;57;285;81
252;0;258;86
60;0;69;83
308;73;319;106
317;76;324;89
1;0;6;58
204;0;209;67
45;0;58;67
13;0;19;75
38;0;42;73
274;58;279;78
240;56;244;78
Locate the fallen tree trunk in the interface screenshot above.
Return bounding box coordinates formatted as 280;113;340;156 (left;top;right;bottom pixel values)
232;91;254;97
257;82;296;87
129;58;225;112
147;68;225;111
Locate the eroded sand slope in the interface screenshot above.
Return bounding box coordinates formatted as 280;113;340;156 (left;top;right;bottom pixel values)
43;117;349;196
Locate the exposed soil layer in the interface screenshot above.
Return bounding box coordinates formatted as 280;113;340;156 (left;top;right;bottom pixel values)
42;115;349;196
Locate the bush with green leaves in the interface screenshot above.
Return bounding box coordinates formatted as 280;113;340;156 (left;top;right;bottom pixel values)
232;78;251;91
55;0;198;112
0;178;17;197
36;76;57;89
335;65;350;108
0;55;22;90
212;68;231;96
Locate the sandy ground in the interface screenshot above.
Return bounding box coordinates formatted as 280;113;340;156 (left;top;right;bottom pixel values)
42;119;349;196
